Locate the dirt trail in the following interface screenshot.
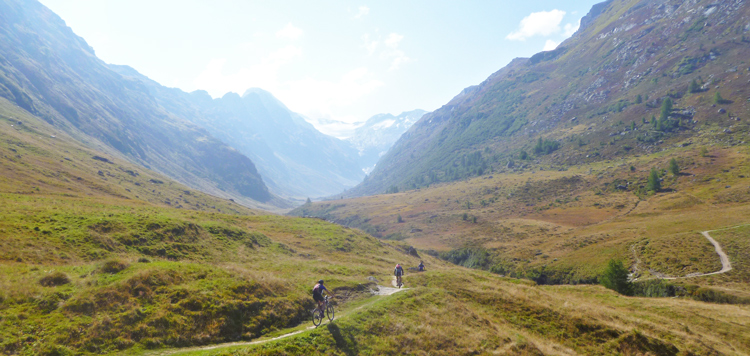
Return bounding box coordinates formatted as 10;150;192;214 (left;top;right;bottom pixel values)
632;228;733;281
151;280;407;355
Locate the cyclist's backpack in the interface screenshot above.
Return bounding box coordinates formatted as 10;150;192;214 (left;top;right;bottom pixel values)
312;284;321;295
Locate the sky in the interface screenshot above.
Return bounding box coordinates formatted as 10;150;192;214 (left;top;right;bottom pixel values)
39;0;602;138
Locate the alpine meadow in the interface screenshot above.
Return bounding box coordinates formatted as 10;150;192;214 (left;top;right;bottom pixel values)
1;0;750;355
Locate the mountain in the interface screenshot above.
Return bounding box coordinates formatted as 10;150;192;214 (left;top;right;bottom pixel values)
347;0;750;197
106;67;365;200
347;110;427;174
0;0;290;209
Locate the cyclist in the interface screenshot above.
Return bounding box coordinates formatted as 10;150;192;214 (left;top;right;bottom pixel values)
418;261;425;272
394;263;404;287
312;280;334;314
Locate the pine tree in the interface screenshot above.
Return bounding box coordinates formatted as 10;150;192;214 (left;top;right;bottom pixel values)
660;98;673;120
647;168;661;192
600;259;633;295
714;91;724;104
688;79;700;93
669;158;679;176
305;197;312;204
636;94;643;104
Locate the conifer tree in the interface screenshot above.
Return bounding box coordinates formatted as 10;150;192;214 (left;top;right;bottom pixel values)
647;168;661;192
669;158;679;176
688;79;700;93
600;259;633;295
660;98;673;120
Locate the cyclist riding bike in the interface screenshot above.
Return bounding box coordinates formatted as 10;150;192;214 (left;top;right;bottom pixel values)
418;261;425;272
394;263;404;287
312;280;335;313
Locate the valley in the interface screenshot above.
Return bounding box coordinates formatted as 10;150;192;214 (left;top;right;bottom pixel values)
1;0;750;355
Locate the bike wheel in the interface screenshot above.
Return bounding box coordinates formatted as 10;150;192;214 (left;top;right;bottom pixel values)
312;308;323;326
326;303;335;321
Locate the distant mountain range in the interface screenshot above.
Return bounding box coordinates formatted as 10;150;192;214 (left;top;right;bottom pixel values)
347;110;427;174
0;0;426;205
107;65;367;201
0;0;287;209
109;64;424;200
347;0;750;197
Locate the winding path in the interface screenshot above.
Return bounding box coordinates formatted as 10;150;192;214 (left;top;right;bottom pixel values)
632;228;734;281
150;282;408;355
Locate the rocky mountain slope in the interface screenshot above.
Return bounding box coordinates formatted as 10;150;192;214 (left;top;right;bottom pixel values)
107;65;366;201
0;0;283;208
347;109;426;174
347;0;750;197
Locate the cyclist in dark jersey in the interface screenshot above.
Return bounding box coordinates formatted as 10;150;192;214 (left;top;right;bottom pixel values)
312;280;334;311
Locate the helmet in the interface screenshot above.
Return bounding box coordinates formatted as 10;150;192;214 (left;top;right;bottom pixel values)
396;264;401;267
318;279;324;284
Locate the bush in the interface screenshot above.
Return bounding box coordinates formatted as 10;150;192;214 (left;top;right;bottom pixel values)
39;271;70;287
101;259;129;274
600;259;633;295
533;137;560;155
633;279;675;297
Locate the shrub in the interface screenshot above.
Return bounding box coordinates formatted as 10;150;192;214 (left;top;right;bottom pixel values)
396;214;404;223
700;147;709;157
713;91;725;104
533;137;560;155
101;259;129;274
39;271;70;287
600;259;633;295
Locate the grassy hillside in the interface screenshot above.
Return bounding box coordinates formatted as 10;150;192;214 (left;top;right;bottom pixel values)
3;85;749;355
292;141;750;294
159;267;750;356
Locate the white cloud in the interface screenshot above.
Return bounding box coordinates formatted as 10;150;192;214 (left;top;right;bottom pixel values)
354;6;370;19
361;33;379;55
543;40;559;51
381;33;411;70
384;33;403;48
276;23;303;40
506;10;566;41
563;19;581;37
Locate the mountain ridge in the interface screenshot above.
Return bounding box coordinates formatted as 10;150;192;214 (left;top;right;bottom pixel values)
346;0;750;197
0;0;282;208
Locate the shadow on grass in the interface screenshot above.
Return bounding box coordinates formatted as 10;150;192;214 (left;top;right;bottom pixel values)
326;322;358;356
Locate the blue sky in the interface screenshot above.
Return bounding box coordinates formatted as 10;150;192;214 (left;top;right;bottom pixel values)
39;0;602;137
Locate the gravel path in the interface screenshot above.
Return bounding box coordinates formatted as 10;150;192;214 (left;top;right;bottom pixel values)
633;229;733;281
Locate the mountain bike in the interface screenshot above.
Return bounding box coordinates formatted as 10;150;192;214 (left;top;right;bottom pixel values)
396;274;403;288
312;295;334;327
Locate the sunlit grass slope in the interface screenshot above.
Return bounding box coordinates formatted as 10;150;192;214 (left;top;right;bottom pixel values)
171;267;750;356
292;142;750;292
0;98;427;354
